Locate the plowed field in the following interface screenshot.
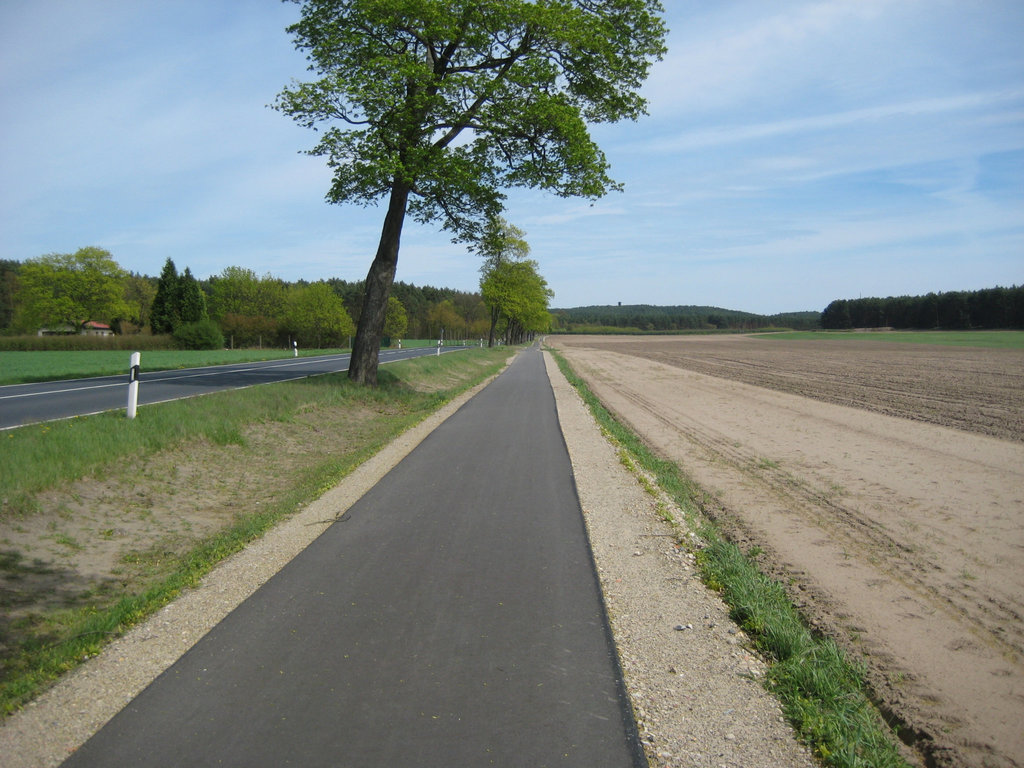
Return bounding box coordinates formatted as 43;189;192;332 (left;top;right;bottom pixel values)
550;334;1024;768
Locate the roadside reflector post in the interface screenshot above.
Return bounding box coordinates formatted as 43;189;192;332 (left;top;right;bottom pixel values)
127;352;141;420
293;340;298;358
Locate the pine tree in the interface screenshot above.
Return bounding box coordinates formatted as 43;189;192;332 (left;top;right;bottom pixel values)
150;258;180;334
179;267;208;323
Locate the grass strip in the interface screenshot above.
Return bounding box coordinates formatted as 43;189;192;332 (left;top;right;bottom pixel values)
0;342;452;385
549;348;909;768
761;330;1024;348
0;347;513;715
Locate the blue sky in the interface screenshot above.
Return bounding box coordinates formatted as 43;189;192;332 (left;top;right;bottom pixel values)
2;0;1022;314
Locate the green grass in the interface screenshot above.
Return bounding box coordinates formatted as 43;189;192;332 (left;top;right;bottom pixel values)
548;347;910;768
761;330;1024;349
0;347;514;714
0;342;470;385
0;348;340;385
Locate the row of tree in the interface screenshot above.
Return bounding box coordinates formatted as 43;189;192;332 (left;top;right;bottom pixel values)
0;245;554;349
552;304;821;333
820;286;1024;329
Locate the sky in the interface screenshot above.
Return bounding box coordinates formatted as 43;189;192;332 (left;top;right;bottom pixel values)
1;0;1022;315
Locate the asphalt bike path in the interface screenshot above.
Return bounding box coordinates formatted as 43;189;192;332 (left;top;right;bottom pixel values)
61;347;646;767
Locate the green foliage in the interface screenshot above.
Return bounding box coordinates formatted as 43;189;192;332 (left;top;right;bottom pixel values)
480;259;554;344
275;0;667;382
283;282;355;347
13;247;129;332
276;0;667;238
207;266;286;323
149;258;180;334
553;304;821;333
0;259;20;332
384;295;409;339
476;217;531;276
173;318;224;350
821;285;1024;330
0;335;175;358
150;261;210;334
178;267;208;324
123;273;156;332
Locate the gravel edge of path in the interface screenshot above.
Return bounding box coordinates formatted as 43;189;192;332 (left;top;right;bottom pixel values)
543;351;816;768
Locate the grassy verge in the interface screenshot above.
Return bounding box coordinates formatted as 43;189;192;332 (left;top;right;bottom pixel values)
0;343;472;385
0;348;349;385
548;348;909;768
762;329;1024;348
0;347;514;715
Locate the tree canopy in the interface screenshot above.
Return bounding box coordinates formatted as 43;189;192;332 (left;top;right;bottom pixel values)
383;295;409;339
476;216;532;345
15;247;128;331
480;258;553;344
821;286;1024;330
275;0;667;383
284;281;356;347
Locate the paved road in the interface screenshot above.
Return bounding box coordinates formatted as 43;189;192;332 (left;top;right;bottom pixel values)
0;346;462;430
61;347;645;767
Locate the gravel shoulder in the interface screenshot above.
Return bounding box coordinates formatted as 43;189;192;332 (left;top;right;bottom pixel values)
544;351;816;768
1;351;815;767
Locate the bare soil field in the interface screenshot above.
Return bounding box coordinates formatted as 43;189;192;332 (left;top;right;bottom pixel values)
549;334;1024;768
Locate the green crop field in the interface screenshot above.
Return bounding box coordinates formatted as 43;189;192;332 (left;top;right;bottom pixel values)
760;330;1024;349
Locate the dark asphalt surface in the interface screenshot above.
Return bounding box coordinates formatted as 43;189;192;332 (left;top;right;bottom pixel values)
60;347;646;767
0;346;461;429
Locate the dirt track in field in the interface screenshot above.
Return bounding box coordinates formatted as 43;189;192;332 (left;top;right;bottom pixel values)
549;334;1024;768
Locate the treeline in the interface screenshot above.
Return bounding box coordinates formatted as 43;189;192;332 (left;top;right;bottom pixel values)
551;304;821;333
329;279;490;341
0;250;511;349
821;286;1024;330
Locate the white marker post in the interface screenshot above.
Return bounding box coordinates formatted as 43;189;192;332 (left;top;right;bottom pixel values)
293;340;298;358
127;352;141;420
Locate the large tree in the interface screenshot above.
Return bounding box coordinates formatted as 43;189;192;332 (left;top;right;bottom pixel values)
275;0;666;384
477;216;530;346
284;281;356;347
383;295;409;340
149;258;180;334
207;266;286;324
178;267;209;324
16;247;128;331
480;258;553;344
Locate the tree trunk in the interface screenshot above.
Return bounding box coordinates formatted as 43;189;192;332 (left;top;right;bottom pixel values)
487;305;500;348
349;182;411;385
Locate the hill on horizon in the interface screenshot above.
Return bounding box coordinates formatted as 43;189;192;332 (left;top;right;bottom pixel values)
551;303;821;332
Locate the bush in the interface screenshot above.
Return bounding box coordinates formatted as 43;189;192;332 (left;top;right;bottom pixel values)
0;334;175;351
173;319;224;350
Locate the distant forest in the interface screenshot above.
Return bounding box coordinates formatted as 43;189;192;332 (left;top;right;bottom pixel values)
821;286;1024;330
551;304;821;333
